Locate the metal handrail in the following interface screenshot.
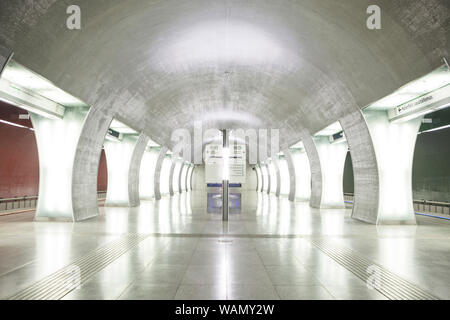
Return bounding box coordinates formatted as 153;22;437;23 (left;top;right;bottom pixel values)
0;191;108;202
343;193;450;208
0;195;38;202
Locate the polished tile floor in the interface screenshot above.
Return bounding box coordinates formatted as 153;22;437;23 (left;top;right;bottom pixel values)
0;191;449;300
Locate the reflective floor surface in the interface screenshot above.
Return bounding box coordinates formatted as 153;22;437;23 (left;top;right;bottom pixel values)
0;191;449;300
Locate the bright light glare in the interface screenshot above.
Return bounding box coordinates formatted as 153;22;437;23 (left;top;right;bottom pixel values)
139;148;159;198
33;108;88;220
2;60;87;107
364;110;421;223
314;137;347;208
154;20;284;69
104;135;138;205
160;156;172;194
268;160;278;194
291;149;311;201
278;157;290;196
367;64;450;110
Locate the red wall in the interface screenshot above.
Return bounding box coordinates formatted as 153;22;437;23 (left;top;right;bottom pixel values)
0;102;39;198
0;101;108;198
98;149;108;192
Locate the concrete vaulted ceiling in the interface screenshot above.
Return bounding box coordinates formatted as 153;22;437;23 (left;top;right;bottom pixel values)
0;0;449;150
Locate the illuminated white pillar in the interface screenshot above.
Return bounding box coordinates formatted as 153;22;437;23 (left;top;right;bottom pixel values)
291;149;311;201
171;159;182;195
179;163;188;192
312;136;347;209
160;154;172;196
278;156;290;197
273;159;281;197
104;134;147;207
261;163;269;192
283;149;296;201
139;147;159;199
154;146;168;200
31;107;89;221
363;110;422;224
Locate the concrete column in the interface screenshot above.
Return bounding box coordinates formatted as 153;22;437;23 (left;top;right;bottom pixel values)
259;164;264;192
154;146;168;200
0;45;13;77
261;163;269;193
31;107;89;221
255;164;262;192
189;165;195;190
290;148;311;201
169;160;176;196
339;110;379;224
128;133;149;207
184;164;191;191
283;149;296;202
72;107;114;221
179;163;187;193
104;133;148;207
312;136;347;208
301;134;322;207
361;110;422;224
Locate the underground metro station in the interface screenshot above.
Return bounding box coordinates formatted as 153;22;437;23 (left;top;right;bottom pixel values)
0;0;449;305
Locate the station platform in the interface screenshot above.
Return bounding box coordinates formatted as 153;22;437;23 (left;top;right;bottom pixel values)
0;191;448;300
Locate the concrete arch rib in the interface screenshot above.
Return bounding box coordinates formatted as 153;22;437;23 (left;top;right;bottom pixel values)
128;133;149;207
72;107;114;222
154;146;169;200
300;131;322;209
339;110;380;224
169;160;176;196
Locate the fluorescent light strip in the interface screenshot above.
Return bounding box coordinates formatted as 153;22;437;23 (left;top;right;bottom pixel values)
0;118;34;131
419;124;450;134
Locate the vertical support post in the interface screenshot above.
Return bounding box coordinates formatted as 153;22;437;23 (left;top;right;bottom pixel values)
222;129;229;221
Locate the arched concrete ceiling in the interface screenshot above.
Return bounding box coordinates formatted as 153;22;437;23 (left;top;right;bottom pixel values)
0;0;448;150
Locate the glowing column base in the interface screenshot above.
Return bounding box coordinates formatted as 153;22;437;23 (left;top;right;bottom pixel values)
278;158;290;196
291;149;311;201
104;135;139;206
171;160;182;195
268;160;278;194
364;110;422;224
139;148;159;199
31;107;89;221
313;136;347;209
160;156;172;195
261;163;269;193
